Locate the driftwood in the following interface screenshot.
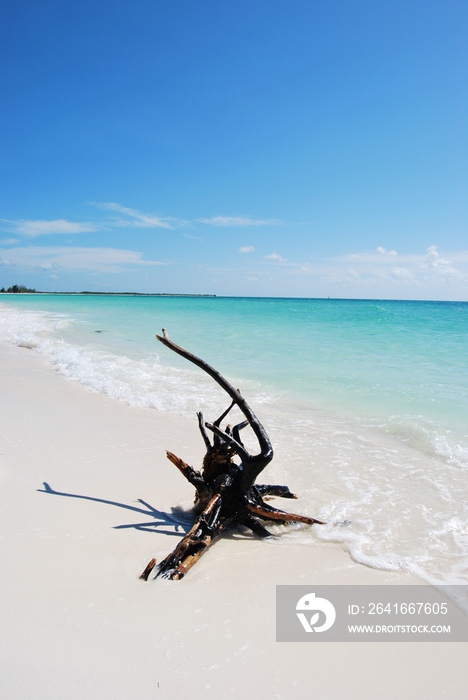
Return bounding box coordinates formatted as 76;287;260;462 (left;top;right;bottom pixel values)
140;329;325;581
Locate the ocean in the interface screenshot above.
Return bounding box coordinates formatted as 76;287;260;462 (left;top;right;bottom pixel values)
1;294;467;589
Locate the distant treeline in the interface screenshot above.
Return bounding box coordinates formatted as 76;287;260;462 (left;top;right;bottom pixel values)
0;286;215;297
1;285;36;293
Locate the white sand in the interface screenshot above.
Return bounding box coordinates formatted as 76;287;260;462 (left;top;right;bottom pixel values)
1;341;466;699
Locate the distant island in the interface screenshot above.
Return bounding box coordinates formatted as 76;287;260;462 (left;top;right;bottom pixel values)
1;285;37;293
0;285;215;297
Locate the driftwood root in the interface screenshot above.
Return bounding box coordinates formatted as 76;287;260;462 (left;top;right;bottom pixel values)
141;329;325;581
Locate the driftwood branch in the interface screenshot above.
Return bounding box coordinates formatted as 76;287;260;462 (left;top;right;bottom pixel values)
141;329;325;581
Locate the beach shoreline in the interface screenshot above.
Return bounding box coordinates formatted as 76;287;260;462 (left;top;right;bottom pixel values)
1;340;466;699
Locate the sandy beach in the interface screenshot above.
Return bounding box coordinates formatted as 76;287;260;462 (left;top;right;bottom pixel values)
1;340;466;699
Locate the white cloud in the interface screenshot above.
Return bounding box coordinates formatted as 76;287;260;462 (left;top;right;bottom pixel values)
0;219;96;237
93;202;174;229
390;267;412;280
421;245;464;281
239;246;255;253
336;244;468;292
265;252;287;262
0;246;165;273
39;261;59;271
348;250;404;264
199;216;280;227
423;245;448;268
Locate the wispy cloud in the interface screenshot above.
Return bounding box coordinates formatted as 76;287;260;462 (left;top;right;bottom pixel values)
376;246;398;256
239;246;255;253
0;246;165;273
0;219;97;237
198;216;281;227
1;206;282;240
183;232;205;243
92;202;175;229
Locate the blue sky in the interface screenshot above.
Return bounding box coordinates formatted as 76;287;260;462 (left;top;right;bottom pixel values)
1;0;467;299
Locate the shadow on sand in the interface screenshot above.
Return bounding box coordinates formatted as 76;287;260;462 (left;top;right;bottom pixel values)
38;481;192;536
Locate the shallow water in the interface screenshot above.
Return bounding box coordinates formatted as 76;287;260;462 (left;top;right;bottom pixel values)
1;294;467;588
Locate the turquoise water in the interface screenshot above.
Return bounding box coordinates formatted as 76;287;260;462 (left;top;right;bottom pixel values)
2;294;466;433
1;294;467;587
